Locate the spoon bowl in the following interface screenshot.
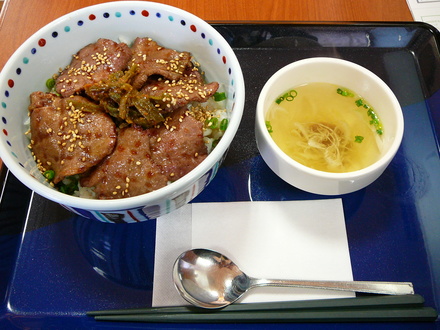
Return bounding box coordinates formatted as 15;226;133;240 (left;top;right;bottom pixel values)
173;248;414;309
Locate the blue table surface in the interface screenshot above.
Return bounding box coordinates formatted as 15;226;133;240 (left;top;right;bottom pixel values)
1;23;440;329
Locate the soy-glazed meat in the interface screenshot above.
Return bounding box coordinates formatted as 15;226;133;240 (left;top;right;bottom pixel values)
80;125;168;199
81;108;208;199
130;37;193;89
29;37;225;199
141;70;219;113
148;107;208;181
56;38;132;97
131;37;219;112
29;91;117;184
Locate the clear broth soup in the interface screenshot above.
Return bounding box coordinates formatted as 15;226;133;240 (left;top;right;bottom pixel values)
266;82;383;173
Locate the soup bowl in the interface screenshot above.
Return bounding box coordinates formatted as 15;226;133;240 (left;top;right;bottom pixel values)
0;1;245;222
255;57;404;195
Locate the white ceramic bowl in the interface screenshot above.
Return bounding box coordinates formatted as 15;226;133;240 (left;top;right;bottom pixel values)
255;57;404;195
0;1;245;222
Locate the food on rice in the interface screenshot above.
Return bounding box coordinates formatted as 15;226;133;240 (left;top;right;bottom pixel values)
27;37;227;199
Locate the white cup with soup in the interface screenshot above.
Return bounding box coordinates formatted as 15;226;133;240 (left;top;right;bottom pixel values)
255;57;404;195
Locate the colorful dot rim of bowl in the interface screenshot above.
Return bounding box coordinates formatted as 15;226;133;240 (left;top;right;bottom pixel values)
1;7;236;163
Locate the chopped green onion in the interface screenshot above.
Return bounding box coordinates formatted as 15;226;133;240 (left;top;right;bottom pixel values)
354;136;364;143
275;90;297;104
57;176;79;195
266;121;273;133
337;88;354;97
46;78;56;91
355;99;383;136
206;117;219;129
220;118;228;131
366;108;383;135
214;92;227;102
43;170;55;181
355;99;364;107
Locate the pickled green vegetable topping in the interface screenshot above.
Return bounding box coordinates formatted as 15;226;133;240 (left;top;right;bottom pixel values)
83;64;165;129
275;90;297;104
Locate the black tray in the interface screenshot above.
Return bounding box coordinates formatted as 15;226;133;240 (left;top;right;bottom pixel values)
1;22;440;329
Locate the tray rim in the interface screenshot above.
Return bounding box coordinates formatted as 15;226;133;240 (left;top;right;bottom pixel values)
1;21;440;327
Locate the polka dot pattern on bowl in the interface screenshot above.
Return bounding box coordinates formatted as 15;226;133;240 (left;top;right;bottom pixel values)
1;8;235;162
0;1;244;222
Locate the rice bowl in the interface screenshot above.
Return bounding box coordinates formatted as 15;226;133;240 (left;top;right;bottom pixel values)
0;1;245;222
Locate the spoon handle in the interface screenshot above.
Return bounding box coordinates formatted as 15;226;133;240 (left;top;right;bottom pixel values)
250;278;414;295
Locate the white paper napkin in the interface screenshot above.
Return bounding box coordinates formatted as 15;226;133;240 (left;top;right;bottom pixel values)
153;199;354;307
406;0;440;30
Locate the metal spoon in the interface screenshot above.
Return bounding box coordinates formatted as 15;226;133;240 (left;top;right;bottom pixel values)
172;248;414;309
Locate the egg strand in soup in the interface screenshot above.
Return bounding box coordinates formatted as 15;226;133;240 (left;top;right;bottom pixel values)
266;82;383;173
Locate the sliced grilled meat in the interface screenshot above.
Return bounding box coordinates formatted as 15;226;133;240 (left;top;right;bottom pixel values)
29;91;117;184
130;37;192;90
80;125;168;199
55;38;132;97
